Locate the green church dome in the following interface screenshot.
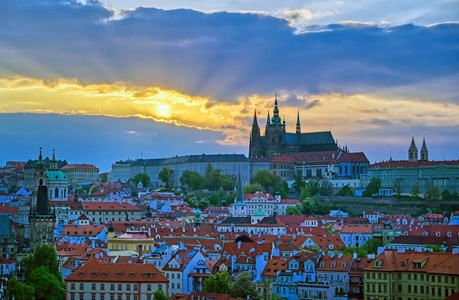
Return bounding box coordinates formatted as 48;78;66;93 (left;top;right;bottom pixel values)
46;170;67;181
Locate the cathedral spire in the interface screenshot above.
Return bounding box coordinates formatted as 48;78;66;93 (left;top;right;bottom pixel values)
267;111;270;125
296;110;301;135
50;148;58;170
253;110;258;126
408;136;418;162
271;93;282;125
420;137;428;161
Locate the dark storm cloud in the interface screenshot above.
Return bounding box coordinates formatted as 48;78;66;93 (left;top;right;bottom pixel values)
0;0;458;102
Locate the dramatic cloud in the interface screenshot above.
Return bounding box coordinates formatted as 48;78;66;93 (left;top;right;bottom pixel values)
0;0;457;102
0;0;458;165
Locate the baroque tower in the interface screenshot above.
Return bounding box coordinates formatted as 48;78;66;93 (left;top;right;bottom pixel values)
420;137;428;161
408;137;418;162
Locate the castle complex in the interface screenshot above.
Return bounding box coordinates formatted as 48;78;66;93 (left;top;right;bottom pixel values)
249;95;340;158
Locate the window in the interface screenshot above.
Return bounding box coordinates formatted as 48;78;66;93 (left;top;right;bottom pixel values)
158;285;162;291
80;295;84;300
134;284;138;291
71;295;75;300
147;284;151;291
100;283;104;291
172;273;175;279
177;283;180;289
177;273;180;279
71;283;75;290
91;283;96;290
127;284;131;291
80;283;84;290
92;295;96;300
110;284;115;291
172;283;175;288
118;284;122;291
100;295;105;300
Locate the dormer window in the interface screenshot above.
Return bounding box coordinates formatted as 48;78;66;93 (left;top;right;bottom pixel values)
102;273;108;277
79;272;85;277
130;273;135;278
436;232;440;237
118;273;123;277
92;273;98;277
341;262;347;268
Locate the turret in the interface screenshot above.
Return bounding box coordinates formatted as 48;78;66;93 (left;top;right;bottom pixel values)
408;136;418;162
420;137;428;161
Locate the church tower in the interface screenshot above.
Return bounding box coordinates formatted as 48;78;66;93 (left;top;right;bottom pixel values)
408;137;418;162
232;171;247;217
249;110;264;158
265;94;286;157
420;137;428;161
29;149;56;252
32;148;47;206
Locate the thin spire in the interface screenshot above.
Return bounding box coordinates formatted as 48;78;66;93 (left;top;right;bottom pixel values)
253;109;258;126
267;111;271;125
296;110;301;135
236;170;244;204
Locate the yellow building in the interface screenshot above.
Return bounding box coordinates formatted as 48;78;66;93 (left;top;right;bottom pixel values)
107;228;155;255
364;250;459;300
60;164;99;185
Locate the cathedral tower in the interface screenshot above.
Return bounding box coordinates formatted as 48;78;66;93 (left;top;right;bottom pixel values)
265;94;286;157
420;137;428;161
296;110;301;135
408;137;418;162
249;110;264;158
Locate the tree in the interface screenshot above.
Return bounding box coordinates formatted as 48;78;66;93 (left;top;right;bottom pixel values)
337;185;353;197
424;244;444;252
424;186;440;200
281;180;289;193
324;223;335;234
90;185;99;194
253;170;278;191
411;185;420;198
292;175;304;193
300;182;311;200
286;205;302;215
235;235;254;243
319;179;332;196
230;271;259;299
133;172;152;187
11;244;65;300
189;171;204;190
220;175;235;191
29;266;65;300
180;169;192;187
152;290;170;300
309;181;320;196
203;271;231;294
362;177;381;197
8;277;35;300
225;192;237;206
301;197;331;215
158;167;174;188
279;186;288;199
99;173;108;183
363;238;383;254
243;183;264;194
441;189;452;201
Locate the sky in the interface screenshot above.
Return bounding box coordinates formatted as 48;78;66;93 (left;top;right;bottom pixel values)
0;0;458;172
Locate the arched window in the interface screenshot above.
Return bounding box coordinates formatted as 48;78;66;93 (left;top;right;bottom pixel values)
55;188;59;198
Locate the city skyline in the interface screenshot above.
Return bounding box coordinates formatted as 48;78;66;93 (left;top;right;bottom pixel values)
1;0;458;172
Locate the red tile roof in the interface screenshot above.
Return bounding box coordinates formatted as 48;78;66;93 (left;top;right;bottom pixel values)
65;258;168;283
372;160;459;169
60;164;99;170
341;224;373;234
82;202;141;211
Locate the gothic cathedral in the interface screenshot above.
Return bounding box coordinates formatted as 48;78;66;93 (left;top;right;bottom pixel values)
249;95;340;158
